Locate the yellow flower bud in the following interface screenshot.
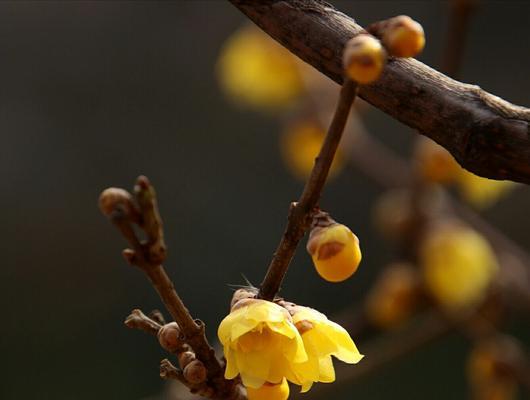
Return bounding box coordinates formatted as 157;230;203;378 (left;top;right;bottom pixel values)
343;34;386;84
307;223;362;282
420;224;498;311
246;379;290;400
381;15;425;58
414;138;460;184
365;263;420;329
280;120;344;180
217;25;303;110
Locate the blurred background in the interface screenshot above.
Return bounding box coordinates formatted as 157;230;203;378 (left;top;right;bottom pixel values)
0;1;529;399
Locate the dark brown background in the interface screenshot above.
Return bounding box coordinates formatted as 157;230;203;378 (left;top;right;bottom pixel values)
0;1;528;399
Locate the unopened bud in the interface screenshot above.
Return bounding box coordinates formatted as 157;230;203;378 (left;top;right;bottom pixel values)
230;288;257;309
379;16;425;58
178;351;196;368
343;34;386;84
307;221;362;283
183;359;207;384
157;322;182;352
98;188;133;217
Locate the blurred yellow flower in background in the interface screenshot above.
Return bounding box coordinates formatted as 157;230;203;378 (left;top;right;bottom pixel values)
291;306;364;392
455;169;515;209
420;224;498;311
217;25;303;110
218;299;307;388
414;138;516;208
281;119;344;180
365;263;420;329
415;137;460;184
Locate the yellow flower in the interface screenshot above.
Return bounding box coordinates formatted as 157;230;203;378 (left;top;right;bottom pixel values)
455;169;515;209
306;223;362;282
217;25;303;110
246;378;290;400
291;306;363;392
218;300;307;388
281;120;344;180
420;224;498;311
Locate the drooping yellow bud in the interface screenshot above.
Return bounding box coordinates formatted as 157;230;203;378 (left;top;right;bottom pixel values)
420;224;498;311
307;221;362;283
280;119;344;180
414;138;460;184
246;379;290;400
343;34;386;84
380;15;425;58
217;25;303;110
365;263;420;329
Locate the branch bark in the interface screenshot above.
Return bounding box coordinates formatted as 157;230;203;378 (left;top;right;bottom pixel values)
228;0;530;184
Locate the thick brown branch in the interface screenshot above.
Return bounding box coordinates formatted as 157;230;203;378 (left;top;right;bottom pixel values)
229;0;530;184
258;80;358;300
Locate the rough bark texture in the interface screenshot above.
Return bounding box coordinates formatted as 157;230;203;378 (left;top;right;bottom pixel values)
229;0;530;184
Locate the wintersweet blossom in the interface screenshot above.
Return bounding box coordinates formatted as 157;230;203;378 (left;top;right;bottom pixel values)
218;299;307;388
246;378;290;400
291;306;364;392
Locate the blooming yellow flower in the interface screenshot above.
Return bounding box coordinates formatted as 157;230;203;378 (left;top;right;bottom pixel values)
217;25;303;110
218;300;307;388
291;306;363;392
281;119;344;180
420;224;498;311
246;378;290;400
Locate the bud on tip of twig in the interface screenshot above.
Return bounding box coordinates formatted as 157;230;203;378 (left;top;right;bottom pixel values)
98;188;133;217
158;322;182;352
183;359;207;384
343;34;386;84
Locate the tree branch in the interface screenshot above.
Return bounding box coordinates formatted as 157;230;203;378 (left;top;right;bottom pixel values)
258;79;358;300
228;0;530;184
100;177;241;399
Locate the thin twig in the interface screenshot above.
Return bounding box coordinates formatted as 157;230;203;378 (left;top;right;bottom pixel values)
100;177;241;399
125;309;162;336
258;79;358;300
441;0;478;77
